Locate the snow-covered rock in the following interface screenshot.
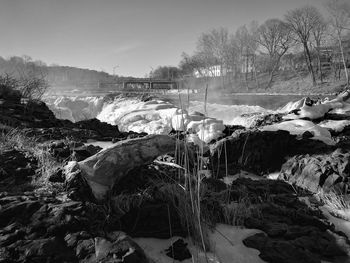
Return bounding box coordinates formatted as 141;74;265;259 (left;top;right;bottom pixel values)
280;96;350;120
277;97;306;113
260;119;335;145
319;120;350;133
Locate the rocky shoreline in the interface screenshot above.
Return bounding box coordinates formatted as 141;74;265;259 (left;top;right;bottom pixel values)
1;98;350;262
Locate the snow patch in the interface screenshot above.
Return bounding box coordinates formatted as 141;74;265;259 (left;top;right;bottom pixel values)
134;224;264;263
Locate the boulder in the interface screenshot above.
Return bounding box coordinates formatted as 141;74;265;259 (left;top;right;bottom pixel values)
94;234;149;263
165;239;192;261
210;129;334;177
78;135;178;199
279;148;350;194
210;130;292;177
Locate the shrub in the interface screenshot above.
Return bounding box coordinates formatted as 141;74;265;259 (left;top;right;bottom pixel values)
0;75;22;102
0;73;48;102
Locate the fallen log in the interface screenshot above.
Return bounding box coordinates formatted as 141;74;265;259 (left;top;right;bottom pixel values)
78;134;178;199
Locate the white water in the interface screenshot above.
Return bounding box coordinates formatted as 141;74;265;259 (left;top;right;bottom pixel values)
45;94;350;145
45;95;270;143
46;96;105;122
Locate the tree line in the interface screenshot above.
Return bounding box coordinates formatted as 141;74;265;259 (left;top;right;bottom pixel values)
173;0;350;89
0;56;116;89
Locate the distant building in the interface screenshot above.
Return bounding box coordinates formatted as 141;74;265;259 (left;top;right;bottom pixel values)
193;65;227;78
240;53;254;73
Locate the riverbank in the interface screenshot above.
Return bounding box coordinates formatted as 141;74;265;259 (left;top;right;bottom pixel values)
1;95;350;262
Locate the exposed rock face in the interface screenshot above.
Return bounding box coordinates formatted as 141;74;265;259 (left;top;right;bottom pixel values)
75;118;121;139
210;130;333;177
0;192;149;263
78;135;177;199
279;148;350;193
0;100;59;128
240;112;285;128
0;149;37;191
47;140;102;162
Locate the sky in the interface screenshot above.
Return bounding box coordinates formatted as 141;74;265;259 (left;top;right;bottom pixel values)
0;0;325;77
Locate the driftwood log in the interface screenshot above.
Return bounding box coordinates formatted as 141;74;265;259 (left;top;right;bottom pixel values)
78;134;178;199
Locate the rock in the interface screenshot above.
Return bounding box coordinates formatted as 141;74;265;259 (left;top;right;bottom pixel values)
279;148;350;193
165;239;192;261
120;203;186;239
0;149;37;191
78;135;177;199
243;233;320;263
210;129;334;177
0;229;25;247
64;161;81;178
225;178;350;262
18;236;75;262
202;177;228;192
48;168;65;183
94;234;148;263
64;162;94;201
241;113;285;128
76;118;121;139
64;231;91;248
222;125;245;137
210;130;292;176
76;238;95;259
0;100;60;128
0;200;42;228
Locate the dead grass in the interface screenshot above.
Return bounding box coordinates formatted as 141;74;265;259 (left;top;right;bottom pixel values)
222;197;262;226
0;128;66;189
315;190;350;211
156;180;211;250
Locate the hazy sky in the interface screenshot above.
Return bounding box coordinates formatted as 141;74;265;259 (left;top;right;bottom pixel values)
0;0;324;77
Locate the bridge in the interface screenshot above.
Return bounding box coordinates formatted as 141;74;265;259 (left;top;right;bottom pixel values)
99;78;178;90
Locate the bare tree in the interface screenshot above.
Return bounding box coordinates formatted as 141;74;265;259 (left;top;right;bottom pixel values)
247;21;260;88
235;24;260;89
325;0;350;86
257;18;293;88
311;16;328;82
235;25;249;86
179;52;217;78
285;5;323;86
197;27;230;88
223;34;240;82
